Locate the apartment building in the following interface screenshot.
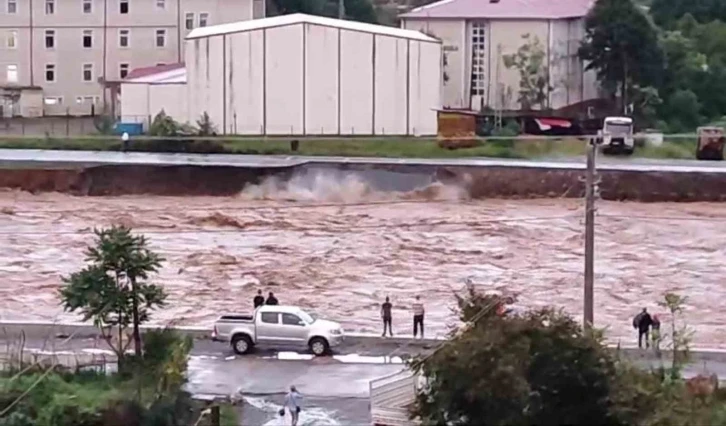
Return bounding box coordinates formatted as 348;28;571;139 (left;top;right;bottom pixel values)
0;0;264;117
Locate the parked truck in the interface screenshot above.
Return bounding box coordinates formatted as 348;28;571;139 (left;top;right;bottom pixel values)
211;305;345;356
598;116;635;155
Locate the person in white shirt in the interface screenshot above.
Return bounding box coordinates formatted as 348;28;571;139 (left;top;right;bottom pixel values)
283;385;303;426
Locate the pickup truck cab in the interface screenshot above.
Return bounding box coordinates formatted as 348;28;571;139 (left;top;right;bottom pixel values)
212;305;345;356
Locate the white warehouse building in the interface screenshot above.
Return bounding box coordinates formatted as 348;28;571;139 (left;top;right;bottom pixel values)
183;14;442;136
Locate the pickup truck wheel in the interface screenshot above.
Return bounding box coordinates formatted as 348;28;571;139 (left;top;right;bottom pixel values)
231;334;253;355
309;337;330;356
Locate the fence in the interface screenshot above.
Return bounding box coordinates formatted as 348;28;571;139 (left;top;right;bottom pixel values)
0;116;99;137
0;344;116;374
370;369;419;426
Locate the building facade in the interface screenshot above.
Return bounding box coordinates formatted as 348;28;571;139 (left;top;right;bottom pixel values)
0;0;264;117
184;14;441;136
400;0;599;112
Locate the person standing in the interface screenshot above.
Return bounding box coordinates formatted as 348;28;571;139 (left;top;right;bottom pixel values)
266;292;279;306
282;385;303;426
253;290;265;308
632;308;653;349
412;296;425;338
651;314;661;351
381;296;393;337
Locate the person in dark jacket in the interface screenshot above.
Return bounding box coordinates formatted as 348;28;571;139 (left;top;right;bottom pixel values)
381;296;393;337
633;308;653;348
266;292;279;305
253;290;265;308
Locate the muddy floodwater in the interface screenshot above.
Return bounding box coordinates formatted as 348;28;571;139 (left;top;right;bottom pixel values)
0;175;725;348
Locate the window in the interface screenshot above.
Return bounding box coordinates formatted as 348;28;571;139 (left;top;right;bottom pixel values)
76;96;98;104
119;63;129;79
45;0;54;14
156;0;165;9
185;13;194;30
119;0;128;14
199;12;209;27
6;65;17;83
155;29;166;47
118;29;129;47
260;312;278;324
44;64;56;82
44;97;63;105
45;30;55;49
82;30;93;48
6;30;17;49
82;63;93;82
83;0;92;13
469;21;486;97
7;0;16;14
281;313;304;326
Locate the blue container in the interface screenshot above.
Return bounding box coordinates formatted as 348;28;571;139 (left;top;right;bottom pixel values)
114;122;144;136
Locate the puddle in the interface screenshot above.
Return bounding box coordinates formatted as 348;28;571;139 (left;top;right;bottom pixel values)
243;395;341;426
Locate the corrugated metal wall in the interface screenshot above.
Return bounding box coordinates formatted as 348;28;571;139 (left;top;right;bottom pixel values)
186;22;441;136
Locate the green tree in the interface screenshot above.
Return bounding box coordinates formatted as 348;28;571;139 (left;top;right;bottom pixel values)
59;226;166;366
579;0;664;113
408;289;725;426
503;34;551;111
410;290;621;425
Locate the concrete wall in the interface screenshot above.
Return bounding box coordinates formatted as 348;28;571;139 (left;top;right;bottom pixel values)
186;22;441;136
121;82;187;128
402;19;466;109
0;0;257;117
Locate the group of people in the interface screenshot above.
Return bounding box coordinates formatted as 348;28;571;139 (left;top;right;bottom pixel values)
633;307;661;349
253;290;279;307
380;295;426;338
251;290;427;339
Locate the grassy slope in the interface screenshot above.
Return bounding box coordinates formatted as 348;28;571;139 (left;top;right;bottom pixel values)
0;136;697;159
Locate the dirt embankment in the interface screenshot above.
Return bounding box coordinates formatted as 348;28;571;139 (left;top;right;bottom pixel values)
0;163;724;201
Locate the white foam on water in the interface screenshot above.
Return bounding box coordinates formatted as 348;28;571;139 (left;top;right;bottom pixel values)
243;395;341;426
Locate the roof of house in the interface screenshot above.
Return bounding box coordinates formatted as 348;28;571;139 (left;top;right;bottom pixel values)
400;0;593;20
186;13;439;43
123;63;186;84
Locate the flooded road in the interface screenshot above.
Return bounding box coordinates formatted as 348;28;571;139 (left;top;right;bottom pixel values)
0;173;725;347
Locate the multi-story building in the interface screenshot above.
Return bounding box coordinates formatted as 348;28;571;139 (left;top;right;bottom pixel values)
0;0;264;117
400;0;600;112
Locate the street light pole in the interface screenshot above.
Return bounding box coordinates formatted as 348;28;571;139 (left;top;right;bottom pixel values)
583;138;597;329
338;0;345;19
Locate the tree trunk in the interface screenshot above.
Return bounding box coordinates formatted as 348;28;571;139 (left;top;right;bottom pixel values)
131;278;142;357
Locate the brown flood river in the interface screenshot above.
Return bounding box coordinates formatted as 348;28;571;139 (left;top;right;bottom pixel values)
0;175;725;348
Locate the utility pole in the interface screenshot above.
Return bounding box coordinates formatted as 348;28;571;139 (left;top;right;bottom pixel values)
583;138;598;329
338;0;345;19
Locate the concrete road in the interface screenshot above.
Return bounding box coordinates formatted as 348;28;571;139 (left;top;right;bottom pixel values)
0;148;725;173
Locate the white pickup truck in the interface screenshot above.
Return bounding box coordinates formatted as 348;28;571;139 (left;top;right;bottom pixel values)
211;305;345;356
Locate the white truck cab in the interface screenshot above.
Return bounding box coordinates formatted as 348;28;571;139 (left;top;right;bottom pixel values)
212;305;344;356
598;116;635;155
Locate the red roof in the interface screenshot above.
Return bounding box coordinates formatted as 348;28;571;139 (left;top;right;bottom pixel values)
124;63;185;81
400;0;594;20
